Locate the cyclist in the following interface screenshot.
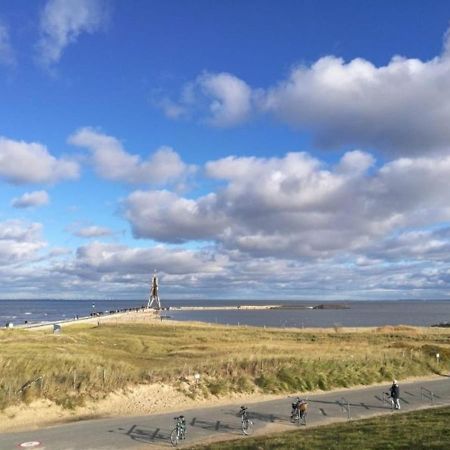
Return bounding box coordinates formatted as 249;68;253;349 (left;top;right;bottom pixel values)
291;397;308;420
178;415;186;436
170;415;186;447
239;405;253;435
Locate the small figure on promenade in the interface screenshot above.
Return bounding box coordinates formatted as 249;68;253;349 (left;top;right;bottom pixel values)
291;397;308;421
390;380;400;409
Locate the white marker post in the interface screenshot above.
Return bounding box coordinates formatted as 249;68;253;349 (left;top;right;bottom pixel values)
436;353;440;366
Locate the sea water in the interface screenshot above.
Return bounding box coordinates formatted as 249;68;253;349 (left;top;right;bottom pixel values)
1;299;450;328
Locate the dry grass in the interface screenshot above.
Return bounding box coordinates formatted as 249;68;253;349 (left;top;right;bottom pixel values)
0;322;449;410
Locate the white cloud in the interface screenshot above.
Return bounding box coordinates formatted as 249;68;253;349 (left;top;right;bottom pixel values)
0;220;46;265
261;52;450;154
69;127;195;184
0;136;79;184
123;151;450;261
72;225;113;238
58;241;226;280
159;72;253;127
0;21;15;66
36;0;109;67
11;190;50;208
198;72;253;127
156;97;188;120
124;190;225;243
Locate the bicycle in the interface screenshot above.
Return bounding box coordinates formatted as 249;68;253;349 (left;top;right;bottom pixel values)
170;415;186;447
239;406;254;435
385;392;400;410
290;397;308;425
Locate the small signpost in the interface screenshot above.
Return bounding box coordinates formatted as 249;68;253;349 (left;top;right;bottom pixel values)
194;372;201;390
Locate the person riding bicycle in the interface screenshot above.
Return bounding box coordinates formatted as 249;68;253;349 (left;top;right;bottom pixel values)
175;415;186;438
170;415;186;446
389;380;400;410
239;406;248;418
291;397;307;419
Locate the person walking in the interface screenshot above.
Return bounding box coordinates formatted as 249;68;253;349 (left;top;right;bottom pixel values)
390;379;400;410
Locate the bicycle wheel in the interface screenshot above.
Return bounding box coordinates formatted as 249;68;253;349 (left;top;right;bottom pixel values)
242;419;254;435
170;428;179;447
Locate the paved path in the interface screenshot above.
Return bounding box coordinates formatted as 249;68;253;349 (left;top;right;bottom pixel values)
1;377;449;450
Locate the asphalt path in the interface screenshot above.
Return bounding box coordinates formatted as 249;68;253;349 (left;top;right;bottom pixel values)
1;377;449;450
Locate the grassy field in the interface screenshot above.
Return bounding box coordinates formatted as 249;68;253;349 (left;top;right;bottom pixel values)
190;405;450;449
0;321;449;411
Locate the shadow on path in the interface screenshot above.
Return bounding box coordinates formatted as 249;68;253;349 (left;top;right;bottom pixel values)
112;424;171;446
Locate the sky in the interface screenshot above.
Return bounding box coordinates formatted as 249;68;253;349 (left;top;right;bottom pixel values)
2;0;450;301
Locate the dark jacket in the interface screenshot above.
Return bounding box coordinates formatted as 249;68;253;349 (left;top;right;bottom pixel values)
390;383;400;399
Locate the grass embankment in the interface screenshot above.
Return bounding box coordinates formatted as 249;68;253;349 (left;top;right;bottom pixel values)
191;405;450;450
0;322;449;411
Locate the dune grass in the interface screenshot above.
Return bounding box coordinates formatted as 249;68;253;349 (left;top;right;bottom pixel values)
0;322;449;411
191;405;450;449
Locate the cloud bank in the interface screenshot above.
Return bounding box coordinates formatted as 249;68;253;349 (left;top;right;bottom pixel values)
123;151;450;261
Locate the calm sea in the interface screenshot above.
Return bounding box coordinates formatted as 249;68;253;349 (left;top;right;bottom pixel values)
1;299;450;328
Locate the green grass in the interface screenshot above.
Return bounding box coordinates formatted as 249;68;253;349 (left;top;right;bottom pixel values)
0;322;449;410
191;405;450;449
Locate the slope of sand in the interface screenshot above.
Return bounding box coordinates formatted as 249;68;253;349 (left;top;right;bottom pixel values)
0;380;284;432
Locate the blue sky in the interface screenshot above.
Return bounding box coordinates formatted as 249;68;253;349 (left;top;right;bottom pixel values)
2;0;450;300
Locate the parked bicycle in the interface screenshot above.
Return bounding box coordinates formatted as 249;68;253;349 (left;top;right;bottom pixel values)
290;397;308;425
239;406;254;435
170;415;186;447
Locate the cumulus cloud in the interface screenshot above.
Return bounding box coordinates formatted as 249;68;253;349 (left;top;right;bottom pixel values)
162;29;450;154
159;72;253;127
0;220;46;265
69;127;195;184
261;52;450;154
123;151;450;260
57;241;226;282
36;0;109;67
124;190;225;243
0;136;79;184
72;225;113;238
0;21;15;66
11;190;50;208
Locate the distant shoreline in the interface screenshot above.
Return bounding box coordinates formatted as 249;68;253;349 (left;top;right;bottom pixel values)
8;303;351;330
